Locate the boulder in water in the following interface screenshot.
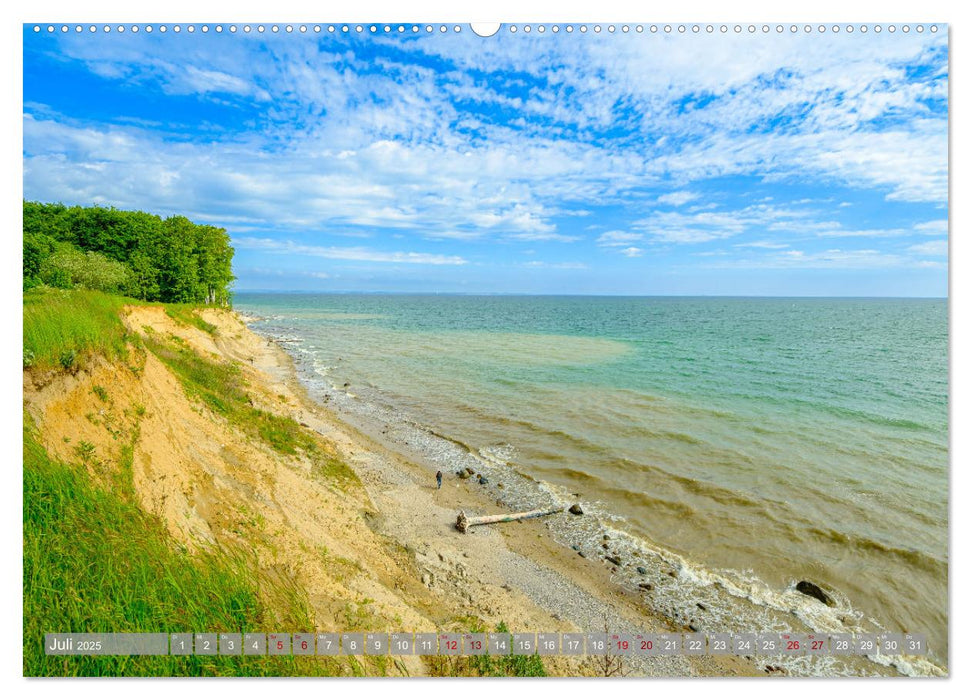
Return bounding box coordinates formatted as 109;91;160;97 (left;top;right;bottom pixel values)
795;580;835;607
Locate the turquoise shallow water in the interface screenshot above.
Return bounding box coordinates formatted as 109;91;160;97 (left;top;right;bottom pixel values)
237;294;948;668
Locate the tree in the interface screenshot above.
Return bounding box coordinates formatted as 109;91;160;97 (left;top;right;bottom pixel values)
22;201;235;305
39;248;129;293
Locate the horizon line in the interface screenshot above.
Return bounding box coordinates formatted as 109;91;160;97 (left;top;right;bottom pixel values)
232;289;948;299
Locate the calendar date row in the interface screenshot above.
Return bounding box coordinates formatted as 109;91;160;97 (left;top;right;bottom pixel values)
46;631;927;657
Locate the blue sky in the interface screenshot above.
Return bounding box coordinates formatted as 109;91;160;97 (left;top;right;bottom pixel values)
23;24;948;295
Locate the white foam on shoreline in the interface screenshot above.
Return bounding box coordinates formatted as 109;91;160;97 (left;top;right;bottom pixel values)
248;320;947;678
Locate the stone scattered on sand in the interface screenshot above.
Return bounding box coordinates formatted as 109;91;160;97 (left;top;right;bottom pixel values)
696;602;707;611
568;504;584;515
688;624;699;632
636;566;648;575
795;580;835;607
638;583;653;591
578;551;586;558
667;570;677;578
478;476;488;485
605;555;622;566
497;483;504;489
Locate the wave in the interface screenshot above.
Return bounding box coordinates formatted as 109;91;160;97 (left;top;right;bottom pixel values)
243;312;948;677
807;528;947;577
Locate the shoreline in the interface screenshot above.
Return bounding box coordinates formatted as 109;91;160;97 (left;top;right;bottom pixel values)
233;311;756;677
23;302;937;677
234;309;944;678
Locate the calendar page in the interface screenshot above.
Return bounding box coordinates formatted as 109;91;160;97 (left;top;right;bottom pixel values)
21;14;948;681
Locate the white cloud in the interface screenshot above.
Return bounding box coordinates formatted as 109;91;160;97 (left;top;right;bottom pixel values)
23;28;948;279
813;227;911;238
728;248;908;269
596;230;644;247
657;191;698;207
522;261;588;269
914;219;949;235
636;203;803;244
734;241;790;249
506;232;581;242
235;237;467;265
908;239;948;256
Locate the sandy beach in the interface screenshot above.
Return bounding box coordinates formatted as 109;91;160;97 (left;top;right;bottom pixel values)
23;305;760;677
228;309;764;677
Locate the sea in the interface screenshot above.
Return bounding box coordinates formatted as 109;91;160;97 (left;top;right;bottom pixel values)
235;294;948;675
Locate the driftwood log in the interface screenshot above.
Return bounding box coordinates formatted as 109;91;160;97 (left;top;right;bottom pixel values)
455;506;564;533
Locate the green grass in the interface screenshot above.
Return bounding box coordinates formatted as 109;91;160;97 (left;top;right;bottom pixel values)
164;304;218;336
22;290;374;676
143;332;358;486
469;622;546;677
23;415;346;677
425;621;547;677
23;288;135;371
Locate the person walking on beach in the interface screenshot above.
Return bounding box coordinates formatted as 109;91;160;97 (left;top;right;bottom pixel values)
436;470;443;489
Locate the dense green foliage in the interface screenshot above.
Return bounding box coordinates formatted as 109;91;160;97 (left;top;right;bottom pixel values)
23;201;234;304
23;288;135;371
23;416;339;677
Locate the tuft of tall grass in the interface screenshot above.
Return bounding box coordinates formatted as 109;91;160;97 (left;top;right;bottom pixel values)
23;288;133;371
424;621;547;677
164;305;218;336
143;333;358;486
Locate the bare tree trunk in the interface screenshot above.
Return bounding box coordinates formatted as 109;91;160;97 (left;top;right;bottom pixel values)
455;507;563;533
